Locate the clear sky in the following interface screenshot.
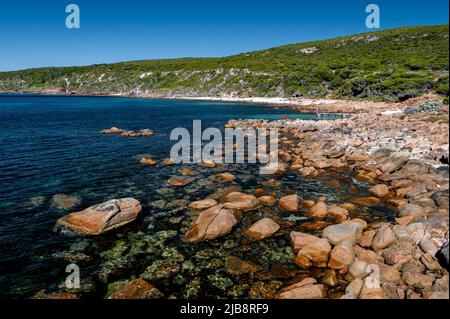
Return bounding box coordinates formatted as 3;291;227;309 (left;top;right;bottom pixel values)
0;0;448;71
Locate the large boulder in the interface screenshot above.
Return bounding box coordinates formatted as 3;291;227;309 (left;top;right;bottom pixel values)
290;231;321;251
294;238;331;268
328;240;355;271
379;154;408;173
183;205;238;243
244;218;280;241
322;220;365;246
371;224;396;251
398;204;426;221
56;198;142;235
382;240;414;266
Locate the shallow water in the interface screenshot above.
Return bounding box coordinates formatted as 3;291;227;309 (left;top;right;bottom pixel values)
0;94;388;298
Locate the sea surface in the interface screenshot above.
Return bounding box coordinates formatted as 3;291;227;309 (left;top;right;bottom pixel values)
0;94;382;298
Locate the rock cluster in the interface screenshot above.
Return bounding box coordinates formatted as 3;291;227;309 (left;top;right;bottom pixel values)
100;127;154;137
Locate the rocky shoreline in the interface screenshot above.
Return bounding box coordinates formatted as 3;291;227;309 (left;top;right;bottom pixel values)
36;95;449;300
221;96;449;299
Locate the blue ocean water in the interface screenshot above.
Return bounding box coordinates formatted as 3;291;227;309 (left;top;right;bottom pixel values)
0;94;361;298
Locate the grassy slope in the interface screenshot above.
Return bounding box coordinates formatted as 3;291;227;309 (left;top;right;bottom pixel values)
0;25;448;102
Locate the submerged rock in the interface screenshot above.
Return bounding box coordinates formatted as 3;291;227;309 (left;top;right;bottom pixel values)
214;172;237;182
108;278;162;299
187;199;218;210
51;194;81;210
56;198;142;235
167;176;193;187
225;256;261;276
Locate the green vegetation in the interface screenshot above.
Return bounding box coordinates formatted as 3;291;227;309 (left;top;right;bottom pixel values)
0;25;448;102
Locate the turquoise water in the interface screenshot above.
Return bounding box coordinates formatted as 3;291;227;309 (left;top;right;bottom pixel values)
0;94;369;298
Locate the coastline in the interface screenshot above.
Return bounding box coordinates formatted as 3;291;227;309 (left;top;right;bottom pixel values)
1;89;449;300
0;89;408;114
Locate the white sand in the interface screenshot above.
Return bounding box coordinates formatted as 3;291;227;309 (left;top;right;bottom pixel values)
177;96;339;106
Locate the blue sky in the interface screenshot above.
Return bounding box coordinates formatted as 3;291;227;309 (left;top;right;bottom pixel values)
0;0;448;71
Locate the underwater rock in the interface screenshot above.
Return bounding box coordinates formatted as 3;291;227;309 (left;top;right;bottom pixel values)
179;166;199;176
162;158;175;165
352;196;381;207
51;194;81;210
207;273;233;291
214;172;237;182
188;199;218;210
141;259;181;281
24;196;46;208
207;185;241;201
56;198;141;235
225;256;261;276
248;281;283;299
34;291;79;299
167;176;193;187
108;278;162;299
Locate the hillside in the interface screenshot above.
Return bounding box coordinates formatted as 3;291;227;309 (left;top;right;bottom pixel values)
0;25;448;102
